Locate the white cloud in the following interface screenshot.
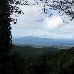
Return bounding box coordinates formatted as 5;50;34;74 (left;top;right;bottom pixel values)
43;16;63;30
11;1;74;39
11;4;43;28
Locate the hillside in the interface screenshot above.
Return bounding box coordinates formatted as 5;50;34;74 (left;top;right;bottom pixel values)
12;36;74;45
10;45;59;57
9;45;74;74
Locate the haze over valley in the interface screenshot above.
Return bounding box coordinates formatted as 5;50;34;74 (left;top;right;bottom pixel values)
12;36;74;49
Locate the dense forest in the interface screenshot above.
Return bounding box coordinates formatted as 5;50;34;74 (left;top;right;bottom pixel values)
7;45;74;74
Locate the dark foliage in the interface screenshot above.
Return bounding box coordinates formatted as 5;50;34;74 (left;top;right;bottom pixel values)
0;0;13;74
0;0;13;53
8;45;74;74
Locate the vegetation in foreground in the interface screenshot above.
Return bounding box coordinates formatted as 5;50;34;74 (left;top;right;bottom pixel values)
7;45;74;74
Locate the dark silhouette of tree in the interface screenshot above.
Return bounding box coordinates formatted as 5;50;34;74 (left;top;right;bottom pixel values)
0;0;13;53
0;0;27;73
0;0;13;74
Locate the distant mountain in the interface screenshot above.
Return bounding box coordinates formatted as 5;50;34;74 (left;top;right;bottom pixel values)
12;36;74;45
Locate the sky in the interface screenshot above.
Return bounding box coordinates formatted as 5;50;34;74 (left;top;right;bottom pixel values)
11;0;74;39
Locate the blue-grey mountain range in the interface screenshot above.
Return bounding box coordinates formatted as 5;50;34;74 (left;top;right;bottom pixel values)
12;36;74;45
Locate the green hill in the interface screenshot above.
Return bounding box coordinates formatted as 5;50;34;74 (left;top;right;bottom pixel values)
9;45;74;74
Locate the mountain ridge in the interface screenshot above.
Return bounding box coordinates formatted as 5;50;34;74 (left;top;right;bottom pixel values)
12;36;74;45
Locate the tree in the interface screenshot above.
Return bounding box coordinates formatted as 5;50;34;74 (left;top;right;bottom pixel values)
0;0;13;54
0;1;27;73
0;0;13;73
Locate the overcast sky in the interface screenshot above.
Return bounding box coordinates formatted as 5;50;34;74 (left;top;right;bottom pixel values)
11;0;74;39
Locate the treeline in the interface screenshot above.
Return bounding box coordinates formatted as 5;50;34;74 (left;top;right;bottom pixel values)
5;45;74;74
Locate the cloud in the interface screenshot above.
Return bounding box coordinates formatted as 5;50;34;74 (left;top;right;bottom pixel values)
11;4;43;28
11;2;74;39
43;16;63;30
